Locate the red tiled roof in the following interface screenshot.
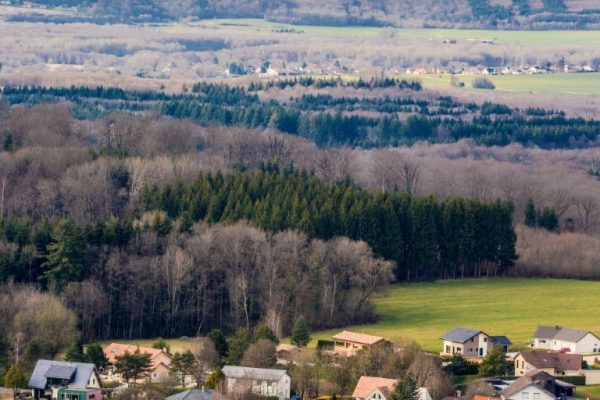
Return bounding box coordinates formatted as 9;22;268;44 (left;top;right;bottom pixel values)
520;352;582;372
103;343;171;369
352;376;398;399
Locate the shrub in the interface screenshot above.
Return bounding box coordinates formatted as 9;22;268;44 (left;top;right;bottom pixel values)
472;77;496;90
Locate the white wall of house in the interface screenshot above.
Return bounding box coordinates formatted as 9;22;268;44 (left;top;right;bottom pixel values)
442;334;492;358
584;370;600;385
573;333;600;353
87;371;101;388
502;384;555;400
533;338;553;350
226;374;290;400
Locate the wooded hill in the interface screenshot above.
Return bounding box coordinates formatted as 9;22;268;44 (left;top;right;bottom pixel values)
6;0;600;29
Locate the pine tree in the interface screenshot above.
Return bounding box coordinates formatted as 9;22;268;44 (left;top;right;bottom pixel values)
541;207;559;231
4;364;27;400
208;329;228;359
291;316;311;347
86;344;109;371
524;198;537;227
391;374;419;400
254;325;279;344
65;341;86;362
41;218;86;292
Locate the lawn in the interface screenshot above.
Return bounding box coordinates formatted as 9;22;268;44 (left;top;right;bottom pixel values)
310;279;600;352
396;73;600;95
575;385;600;399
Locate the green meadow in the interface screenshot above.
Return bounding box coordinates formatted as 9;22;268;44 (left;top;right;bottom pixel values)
195;19;600;45
399;73;600;95
96;279;600;354
311;278;600;352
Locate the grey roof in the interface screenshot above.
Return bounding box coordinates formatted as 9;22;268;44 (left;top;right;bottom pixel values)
534;325;595;343
440;327;481;343
166;389;224;400
492;336;513;346
554;328;591;343
222;366;288;381
534;325;563;340
501;374;555;399
28;360;96;390
46;365;77;380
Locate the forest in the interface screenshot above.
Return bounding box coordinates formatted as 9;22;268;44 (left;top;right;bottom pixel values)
6;0;600;29
1;78;599;385
3;83;598;149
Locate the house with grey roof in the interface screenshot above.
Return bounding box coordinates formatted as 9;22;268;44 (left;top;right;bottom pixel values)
28;360;102;400
500;370;575;400
532;326;600;354
440;327;512;359
222;366;290;400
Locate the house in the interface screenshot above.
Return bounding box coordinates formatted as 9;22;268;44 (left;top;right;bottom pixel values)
532;326;600;354
440;328;512;358
166;388;226;400
351;376;432;400
514;351;583;377
352;376;398;400
28;360;102;400
222;366;290;400
275;344;299;365
332;331;388;355
500;370;575;400
103;343;172;383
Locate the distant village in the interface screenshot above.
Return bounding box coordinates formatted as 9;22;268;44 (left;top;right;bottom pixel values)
224;60;600;79
11;325;600;400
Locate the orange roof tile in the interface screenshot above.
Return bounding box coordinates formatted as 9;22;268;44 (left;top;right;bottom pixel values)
352;376;398;399
332;331;385;345
103;343;171;369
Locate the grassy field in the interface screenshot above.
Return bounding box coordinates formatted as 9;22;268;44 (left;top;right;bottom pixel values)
310;279;600;352
395;73;600;95
575;385;600;399
194;19;600;46
91;279;600;355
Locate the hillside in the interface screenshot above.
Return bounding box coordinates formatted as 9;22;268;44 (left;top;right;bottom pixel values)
5;0;600;29
311;279;600;352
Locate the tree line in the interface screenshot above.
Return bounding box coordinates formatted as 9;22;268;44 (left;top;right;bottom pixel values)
140;168;518;281
3;84;598;149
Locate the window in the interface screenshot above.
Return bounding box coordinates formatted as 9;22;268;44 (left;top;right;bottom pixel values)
446;346;451;353
539;340;546;344
470;338;474;343
90;395;95;399
522;393;529;399
533;394;540;400
483;337;487;342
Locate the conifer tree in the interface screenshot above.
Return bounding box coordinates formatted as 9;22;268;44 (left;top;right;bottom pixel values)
291;316;311;347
